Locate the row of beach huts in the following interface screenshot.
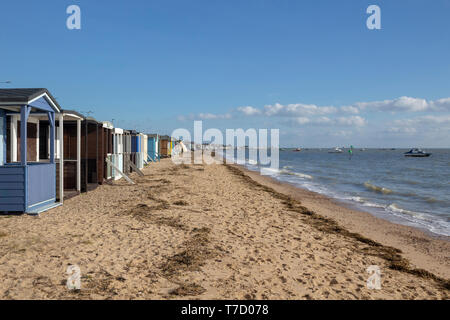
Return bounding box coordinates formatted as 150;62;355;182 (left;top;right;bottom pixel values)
0;88;178;214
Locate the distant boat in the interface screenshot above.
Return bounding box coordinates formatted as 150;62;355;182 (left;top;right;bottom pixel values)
404;148;431;158
294;148;302;152
329;147;343;154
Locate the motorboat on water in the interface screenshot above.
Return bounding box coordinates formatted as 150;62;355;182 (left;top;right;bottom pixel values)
293;148;302;152
404;148;431;157
328;147;343;153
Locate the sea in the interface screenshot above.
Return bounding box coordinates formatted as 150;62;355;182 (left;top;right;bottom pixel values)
221;148;450;237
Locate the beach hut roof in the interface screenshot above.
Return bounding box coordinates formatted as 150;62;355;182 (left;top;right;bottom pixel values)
102;121;114;129
85;116;99;123
0;88;61;112
61;109;85;120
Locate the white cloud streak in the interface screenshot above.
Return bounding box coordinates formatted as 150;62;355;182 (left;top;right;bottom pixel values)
392;115;450;126
355;96;450;112
292;115;367;127
263;103;338;117
177;113;232;121
236;106;261;116
387;115;450;135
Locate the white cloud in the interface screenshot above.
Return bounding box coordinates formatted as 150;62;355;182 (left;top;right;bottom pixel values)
340;106;360;114
264;96;450;116
355;96;450;113
237;106;261;116
177;113;232;121
387;115;450;136
198;113;232;120
315;116;333;124
291;115;366;127
387;127;417;134
331;130;353;137
393;115;450;126
355;96;428;112
294;117;311;125
264;103;337;117
336;116;367;127
431;98;450;111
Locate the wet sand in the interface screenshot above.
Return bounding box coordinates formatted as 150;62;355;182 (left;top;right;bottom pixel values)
0;159;448;299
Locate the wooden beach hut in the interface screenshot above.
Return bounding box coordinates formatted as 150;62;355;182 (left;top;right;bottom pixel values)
56;110;84;201
0;88;60;214
40;110;84;202
6;105;100;201
102;121;114;181
129;130;141;169
122;130;132;175
82;117;102;192
159;135;171;158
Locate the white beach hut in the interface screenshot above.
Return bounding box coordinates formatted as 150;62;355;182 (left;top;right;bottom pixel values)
111;127;124;180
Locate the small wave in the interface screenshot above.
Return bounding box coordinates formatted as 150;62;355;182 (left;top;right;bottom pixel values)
349;196;365;203
362;201;385;209
280;169;313;179
260;167;281;176
387;204;417;216
387;205;450;236
364;182;393;195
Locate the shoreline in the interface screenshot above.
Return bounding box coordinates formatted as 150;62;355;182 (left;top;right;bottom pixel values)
232;163;450;279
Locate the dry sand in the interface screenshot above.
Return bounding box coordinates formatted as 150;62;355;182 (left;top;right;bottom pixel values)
0;159;448;300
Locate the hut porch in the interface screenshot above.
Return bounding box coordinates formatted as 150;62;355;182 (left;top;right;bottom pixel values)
0;89;60;214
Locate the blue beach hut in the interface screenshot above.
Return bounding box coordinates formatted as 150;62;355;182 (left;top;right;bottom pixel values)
129;130;141;169
0;89;60;214
147;134;160;162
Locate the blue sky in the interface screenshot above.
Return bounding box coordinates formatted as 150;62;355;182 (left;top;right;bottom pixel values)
1;0;449;147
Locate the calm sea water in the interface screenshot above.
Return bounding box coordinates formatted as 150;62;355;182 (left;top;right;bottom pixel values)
224;148;450;237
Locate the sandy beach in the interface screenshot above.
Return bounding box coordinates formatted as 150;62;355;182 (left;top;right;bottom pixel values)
0;159;448;300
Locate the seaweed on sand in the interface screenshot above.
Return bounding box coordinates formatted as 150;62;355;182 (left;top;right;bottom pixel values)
125;203;186;230
169;283;206;296
173;200;189;206
161;227;216;277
